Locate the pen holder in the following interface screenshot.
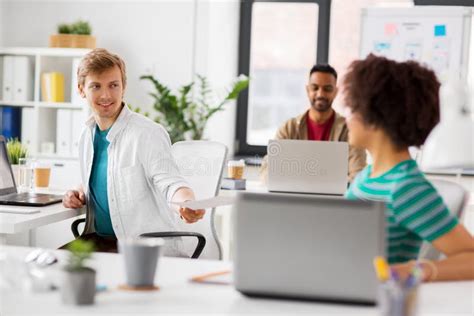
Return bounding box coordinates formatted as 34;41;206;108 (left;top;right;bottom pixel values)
378;282;418;316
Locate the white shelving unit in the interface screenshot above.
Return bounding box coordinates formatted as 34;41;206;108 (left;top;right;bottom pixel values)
0;47;90;158
0;47;90;191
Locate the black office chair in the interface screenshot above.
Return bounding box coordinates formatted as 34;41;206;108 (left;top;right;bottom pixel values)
70;218;206;259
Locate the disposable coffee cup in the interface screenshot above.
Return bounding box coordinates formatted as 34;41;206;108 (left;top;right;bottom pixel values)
228;159;245;179
119;238;164;288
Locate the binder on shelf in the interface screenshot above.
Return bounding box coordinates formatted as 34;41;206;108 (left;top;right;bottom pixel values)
1;106;22;139
13;56;33;102
71;110;86;156
21;107;35;151
1;56;14;101
41;72;65;102
56;109;72;155
71;58;87;107
1;56;33;102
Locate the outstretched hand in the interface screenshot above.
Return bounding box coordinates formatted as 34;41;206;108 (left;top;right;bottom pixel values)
179;207;205;224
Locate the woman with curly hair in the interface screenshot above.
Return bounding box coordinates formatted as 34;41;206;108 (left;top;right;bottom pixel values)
343;54;474;282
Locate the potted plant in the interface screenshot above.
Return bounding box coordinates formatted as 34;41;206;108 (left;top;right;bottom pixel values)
60;239;96;305
140;74;249;143
6;138;28;185
49;20;96;49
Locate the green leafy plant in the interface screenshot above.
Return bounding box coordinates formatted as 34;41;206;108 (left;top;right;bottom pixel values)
66;239;95;271
71;20;92;35
6;138;28;165
57;20;92;35
58;23;71;34
140;74;249;143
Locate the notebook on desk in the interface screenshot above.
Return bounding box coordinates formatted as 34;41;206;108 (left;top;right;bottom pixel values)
233;192;386;305
0;136;63;207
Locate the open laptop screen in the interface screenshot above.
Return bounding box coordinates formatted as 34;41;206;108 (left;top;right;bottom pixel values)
0;136;17;195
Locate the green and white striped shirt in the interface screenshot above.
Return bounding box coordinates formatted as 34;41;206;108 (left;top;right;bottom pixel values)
346;159;458;264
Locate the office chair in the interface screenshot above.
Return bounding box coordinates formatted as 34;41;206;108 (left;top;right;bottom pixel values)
141;141;227;259
418;179;469;260
71;140;228;259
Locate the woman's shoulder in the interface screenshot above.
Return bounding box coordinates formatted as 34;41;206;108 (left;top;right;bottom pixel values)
390;161;437;200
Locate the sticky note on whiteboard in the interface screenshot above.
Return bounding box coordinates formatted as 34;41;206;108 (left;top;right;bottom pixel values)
384;23;398;36
434;25;446;37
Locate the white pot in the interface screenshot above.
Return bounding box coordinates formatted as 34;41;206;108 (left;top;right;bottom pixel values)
61;268;96;305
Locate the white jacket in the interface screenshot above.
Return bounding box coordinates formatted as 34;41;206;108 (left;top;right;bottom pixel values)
79;105;189;255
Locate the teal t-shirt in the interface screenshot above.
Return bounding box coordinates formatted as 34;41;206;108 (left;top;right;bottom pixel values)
90;126;115;237
346;159;458;264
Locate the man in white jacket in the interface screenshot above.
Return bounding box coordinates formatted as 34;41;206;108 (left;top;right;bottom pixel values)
62;48;205;255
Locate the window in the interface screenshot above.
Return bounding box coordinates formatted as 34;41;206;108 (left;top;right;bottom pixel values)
236;0;331;155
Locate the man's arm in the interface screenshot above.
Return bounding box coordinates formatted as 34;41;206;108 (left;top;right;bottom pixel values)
142;126;205;223
347;146;367;182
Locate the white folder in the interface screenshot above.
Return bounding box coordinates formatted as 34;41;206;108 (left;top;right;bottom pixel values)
56;109;72;156
2;56;14;101
13;56;33;102
71;110;86;156
21;107;35;151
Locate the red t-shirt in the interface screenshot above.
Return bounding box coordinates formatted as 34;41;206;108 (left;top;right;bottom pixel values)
306;112;335;141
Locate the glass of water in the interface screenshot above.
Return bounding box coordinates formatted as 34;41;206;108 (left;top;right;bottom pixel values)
18;158;34;193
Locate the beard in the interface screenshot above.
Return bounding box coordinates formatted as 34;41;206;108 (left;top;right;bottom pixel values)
311;98;332;112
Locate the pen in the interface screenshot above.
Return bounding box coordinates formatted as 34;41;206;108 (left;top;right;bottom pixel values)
389;267;400;281
373;256;390;282
405;262;422;288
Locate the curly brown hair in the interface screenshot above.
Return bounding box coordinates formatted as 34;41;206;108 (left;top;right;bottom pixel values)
342;54;440;149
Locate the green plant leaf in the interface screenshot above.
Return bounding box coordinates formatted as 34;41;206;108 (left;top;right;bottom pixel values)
66;239;95;271
71;20;92;35
58;24;71;34
6;138;28;165
140;74;249;143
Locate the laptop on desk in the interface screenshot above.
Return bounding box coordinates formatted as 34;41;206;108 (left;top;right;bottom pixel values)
267;140;349;195
233;192;386;305
0;136;63;207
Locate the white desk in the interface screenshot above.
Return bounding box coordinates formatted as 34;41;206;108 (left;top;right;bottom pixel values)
0;203;85;245
0;246;472;315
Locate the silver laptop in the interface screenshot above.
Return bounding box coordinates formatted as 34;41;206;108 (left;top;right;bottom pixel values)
233;192;386;304
0;136;62;207
267;139;349;195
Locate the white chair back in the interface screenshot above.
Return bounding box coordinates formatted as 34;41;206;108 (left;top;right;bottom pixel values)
172;140;228;260
418;179;468;260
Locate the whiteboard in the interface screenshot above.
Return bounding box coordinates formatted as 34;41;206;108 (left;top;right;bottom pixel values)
360;6;472;81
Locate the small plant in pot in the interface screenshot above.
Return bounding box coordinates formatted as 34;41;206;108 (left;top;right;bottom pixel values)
50;20;96;49
61;239;96;305
6;138;28;185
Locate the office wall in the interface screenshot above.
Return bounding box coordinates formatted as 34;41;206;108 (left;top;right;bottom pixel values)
0;1;3;47
194;0;241;153
1;0;241;154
